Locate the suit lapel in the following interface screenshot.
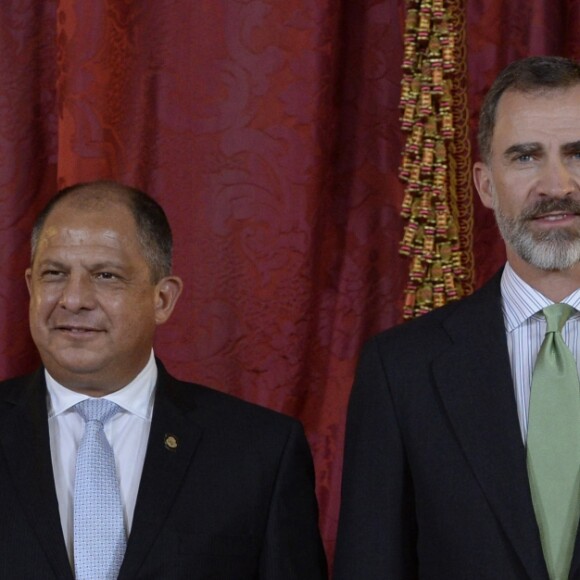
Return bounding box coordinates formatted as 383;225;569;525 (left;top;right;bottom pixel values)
119;365;202;579
0;371;73;579
432;273;548;579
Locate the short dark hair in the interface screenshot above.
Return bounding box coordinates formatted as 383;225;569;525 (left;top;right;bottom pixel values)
478;56;580;163
31;180;173;282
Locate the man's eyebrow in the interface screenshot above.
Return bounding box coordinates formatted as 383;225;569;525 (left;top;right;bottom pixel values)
561;140;580;154
35;259;125;271
36;259;67;268
502;142;543;159
89;260;124;269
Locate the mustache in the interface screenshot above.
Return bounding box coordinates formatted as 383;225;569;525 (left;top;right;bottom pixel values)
521;197;580;220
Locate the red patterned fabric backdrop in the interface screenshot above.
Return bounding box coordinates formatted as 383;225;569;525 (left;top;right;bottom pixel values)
2;0;580;567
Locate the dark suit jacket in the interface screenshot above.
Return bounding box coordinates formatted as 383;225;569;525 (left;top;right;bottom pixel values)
334;270;580;579
0;361;327;579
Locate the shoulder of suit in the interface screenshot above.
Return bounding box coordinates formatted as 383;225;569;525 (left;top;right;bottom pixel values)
367;270;503;355
0;370;42;401
160;369;303;434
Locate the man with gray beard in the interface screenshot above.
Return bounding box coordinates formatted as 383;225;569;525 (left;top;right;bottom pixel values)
335;56;580;579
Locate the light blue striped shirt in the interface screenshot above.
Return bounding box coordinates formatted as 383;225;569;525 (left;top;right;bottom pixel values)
501;263;580;442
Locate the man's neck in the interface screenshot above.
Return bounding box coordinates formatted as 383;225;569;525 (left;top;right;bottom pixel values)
507;253;580;302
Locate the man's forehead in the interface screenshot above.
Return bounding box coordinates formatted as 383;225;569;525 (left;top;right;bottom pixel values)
36;201;138;251
491;86;580;148
42;198;133;229
39;223;125;245
496;85;580;114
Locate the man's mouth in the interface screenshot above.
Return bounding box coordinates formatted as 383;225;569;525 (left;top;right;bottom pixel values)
525;198;580;223
55;325;102;334
533;212;577;221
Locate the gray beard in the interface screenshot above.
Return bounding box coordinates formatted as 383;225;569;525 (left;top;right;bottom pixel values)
493;197;580;271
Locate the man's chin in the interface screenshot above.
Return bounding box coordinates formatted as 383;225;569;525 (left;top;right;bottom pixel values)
515;239;580;271
497;217;580;271
42;352;109;381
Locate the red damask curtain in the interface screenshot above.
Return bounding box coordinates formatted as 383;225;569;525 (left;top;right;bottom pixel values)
1;0;580;566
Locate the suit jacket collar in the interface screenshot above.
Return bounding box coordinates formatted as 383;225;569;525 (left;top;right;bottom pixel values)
432;270;550;579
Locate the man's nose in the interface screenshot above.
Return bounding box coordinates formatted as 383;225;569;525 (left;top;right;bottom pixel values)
539;158;579;197
58;274;96;312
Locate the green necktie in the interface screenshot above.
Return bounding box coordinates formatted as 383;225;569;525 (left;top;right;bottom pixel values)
527;303;580;579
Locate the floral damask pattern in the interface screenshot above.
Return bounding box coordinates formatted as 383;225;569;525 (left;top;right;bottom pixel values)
0;0;578;567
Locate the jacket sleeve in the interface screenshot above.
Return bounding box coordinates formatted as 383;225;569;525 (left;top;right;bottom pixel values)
258;420;328;579
334;337;418;579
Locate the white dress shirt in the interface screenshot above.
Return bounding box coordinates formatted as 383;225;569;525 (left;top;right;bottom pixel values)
501;263;580;442
46;351;157;562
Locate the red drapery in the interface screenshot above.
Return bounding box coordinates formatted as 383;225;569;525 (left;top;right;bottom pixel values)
2;0;580;566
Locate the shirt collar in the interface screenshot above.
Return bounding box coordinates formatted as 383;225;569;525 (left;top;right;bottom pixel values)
501;262;580;332
46;350;157;421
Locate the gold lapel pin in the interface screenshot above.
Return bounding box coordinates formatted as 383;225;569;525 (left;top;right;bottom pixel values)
164;434;178;451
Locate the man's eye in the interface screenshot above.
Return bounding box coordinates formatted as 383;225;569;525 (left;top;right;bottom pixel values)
516;154;533;163
41;270;64;278
96;272;117;280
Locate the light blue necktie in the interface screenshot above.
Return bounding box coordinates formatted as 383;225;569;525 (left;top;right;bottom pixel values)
74;399;126;580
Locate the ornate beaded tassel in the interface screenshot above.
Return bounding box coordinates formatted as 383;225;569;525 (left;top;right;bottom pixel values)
399;0;474;318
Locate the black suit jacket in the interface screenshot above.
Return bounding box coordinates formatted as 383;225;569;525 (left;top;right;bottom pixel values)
0;362;327;579
335;270;580;579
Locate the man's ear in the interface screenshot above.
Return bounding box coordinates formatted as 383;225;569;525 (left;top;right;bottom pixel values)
25;268;32;295
473;161;495;209
153;276;183;325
